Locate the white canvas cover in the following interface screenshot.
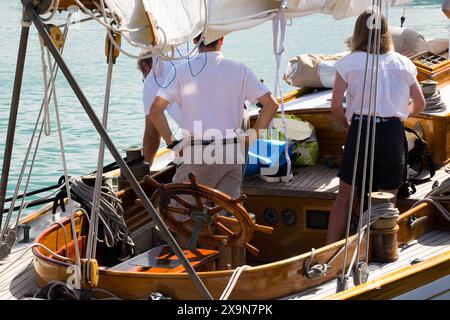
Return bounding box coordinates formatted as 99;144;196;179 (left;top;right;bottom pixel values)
104;0;411;52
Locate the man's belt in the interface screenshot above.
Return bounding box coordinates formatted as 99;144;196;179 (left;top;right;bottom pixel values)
167;137;238;150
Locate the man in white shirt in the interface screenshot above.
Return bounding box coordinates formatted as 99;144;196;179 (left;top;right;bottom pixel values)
149;35;279;198
138;51;183;165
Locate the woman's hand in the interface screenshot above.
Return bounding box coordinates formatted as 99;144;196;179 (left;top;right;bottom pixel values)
331;72;349;131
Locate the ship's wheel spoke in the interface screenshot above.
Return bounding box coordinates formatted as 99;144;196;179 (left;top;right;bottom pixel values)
181;217;193;226
206;225;213;237
172;195;193;209
194;194;205;211
216;216;240;227
207;205;224;216
167;206;189;215
216;222;235;237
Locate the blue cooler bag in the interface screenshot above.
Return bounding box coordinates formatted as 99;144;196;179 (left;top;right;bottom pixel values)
244;139;293;176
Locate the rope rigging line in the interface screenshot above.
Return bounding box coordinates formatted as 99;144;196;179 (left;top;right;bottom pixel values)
306;202;399;280
0;13;74;242
353;0;383;273
219;265;250;300
400;3;407;27
86;17;118;273
362;3;384;265
40;0;60;22
272;0;292;181
47;48;83;277
39;38;51;136
73;0;210;62
339;0;377;288
339;0;391;290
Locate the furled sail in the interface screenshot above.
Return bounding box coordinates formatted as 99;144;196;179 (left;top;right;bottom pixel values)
104;0;410;52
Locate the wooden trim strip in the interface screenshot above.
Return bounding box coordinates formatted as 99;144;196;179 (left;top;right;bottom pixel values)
326;250;450;300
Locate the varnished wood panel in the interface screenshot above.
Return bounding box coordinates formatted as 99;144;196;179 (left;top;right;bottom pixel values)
405;115;449;164
244;195;334;262
58;0;97;10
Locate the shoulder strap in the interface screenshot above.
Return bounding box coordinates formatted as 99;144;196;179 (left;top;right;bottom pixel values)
404;126;421;140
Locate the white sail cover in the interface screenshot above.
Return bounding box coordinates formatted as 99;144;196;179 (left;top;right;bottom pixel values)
104;0;410;51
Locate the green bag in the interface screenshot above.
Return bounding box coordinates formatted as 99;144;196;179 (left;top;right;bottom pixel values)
292;134;319;167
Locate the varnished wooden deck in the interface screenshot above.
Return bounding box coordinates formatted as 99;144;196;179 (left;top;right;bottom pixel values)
243;164;449;206
283;229;450;300
0;243;37;300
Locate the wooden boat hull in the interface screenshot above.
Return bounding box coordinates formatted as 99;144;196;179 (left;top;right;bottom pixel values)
32;210;365;300
32;200;449;300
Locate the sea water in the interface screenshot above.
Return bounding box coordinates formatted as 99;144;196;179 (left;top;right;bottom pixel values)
0;0;448;220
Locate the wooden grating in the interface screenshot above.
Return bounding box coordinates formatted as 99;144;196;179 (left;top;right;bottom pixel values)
411;51;450;72
0;244;37;300
243;164;449;206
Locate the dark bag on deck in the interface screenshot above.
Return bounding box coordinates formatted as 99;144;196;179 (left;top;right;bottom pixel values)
398;127;436;196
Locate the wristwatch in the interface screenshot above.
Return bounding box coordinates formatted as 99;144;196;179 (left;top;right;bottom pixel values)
167;140;181;150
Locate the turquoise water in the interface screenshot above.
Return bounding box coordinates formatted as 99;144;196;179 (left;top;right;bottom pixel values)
0;0;448;218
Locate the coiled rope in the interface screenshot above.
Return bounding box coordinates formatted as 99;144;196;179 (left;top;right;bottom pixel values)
421;81;447;113
69;178;134;251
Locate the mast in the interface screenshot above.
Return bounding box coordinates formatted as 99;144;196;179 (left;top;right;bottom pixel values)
0;8;32;233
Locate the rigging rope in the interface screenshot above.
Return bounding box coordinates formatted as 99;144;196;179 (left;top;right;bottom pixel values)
219;265;250;300
339;1;377;287
72;0;210;62
358;0;383;268
39;38;51;136
1;14;73;242
48;50;83;280
400;4;407;27
272;0;292;181
339;0;389;289
306;202;399;280
86;19;116;273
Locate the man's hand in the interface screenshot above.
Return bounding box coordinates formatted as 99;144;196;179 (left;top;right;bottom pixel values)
236;129;258;149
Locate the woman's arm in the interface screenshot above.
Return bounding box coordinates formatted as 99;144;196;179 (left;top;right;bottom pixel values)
408;79;426;117
331;72;349;130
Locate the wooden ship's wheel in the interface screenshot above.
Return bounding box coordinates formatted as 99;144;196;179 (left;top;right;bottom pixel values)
144;173;273;256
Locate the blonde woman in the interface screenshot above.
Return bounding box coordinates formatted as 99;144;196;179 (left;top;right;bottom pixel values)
326;11;426;244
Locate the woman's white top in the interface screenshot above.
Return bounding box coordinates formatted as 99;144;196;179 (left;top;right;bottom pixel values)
334;51;417;121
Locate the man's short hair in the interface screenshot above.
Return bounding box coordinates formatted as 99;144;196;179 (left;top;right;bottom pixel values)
194;34;220;49
137;49;153;72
